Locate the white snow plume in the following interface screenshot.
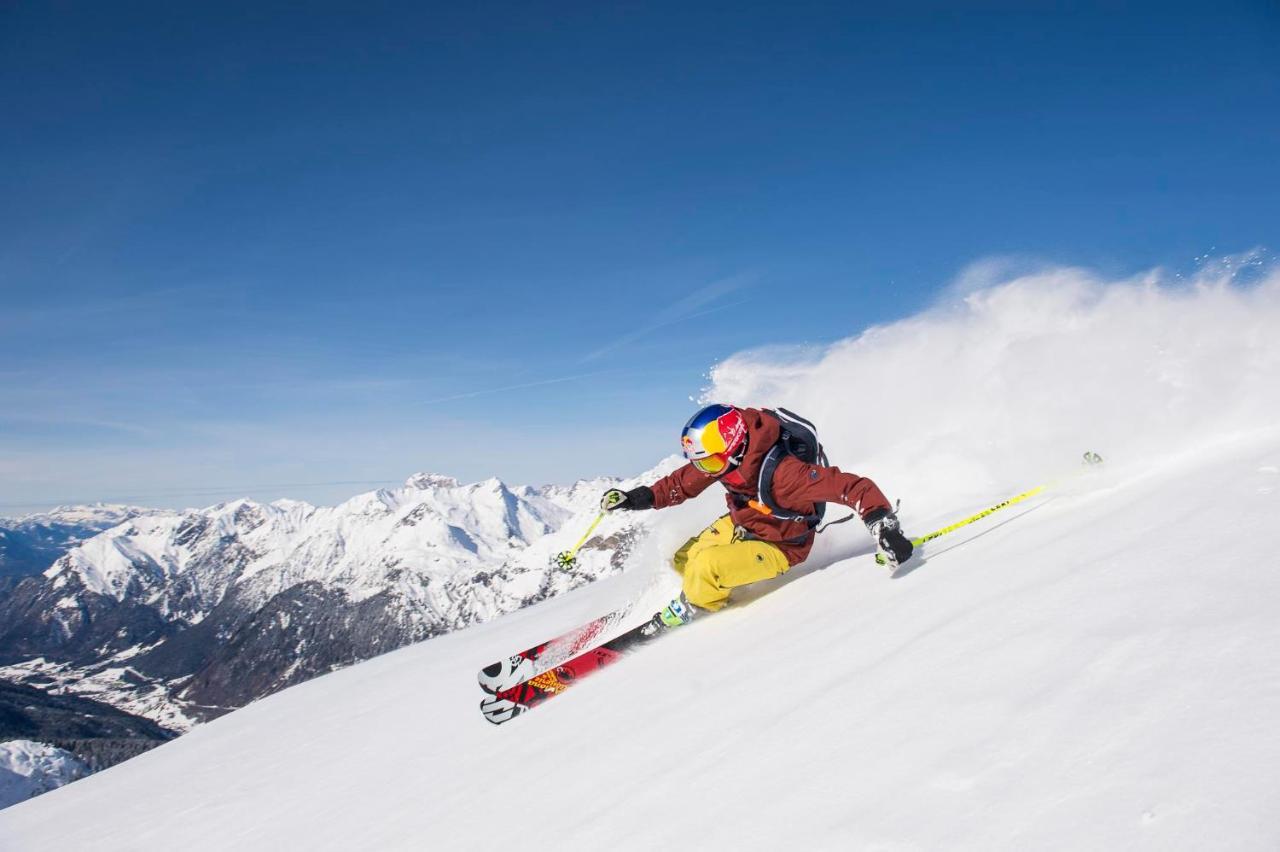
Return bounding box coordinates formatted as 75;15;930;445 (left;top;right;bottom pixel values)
708;257;1280;520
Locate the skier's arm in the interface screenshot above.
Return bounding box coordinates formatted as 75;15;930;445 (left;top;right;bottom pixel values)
773;457;892;518
601;463;716;512
647;463;717;509
774;458;913;565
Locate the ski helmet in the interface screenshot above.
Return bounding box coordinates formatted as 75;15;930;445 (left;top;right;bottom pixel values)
681;404;748;475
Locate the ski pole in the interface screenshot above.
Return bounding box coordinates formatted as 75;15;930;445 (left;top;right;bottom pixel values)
876;451;1103;565
875;485;1045;565
552;511;606;569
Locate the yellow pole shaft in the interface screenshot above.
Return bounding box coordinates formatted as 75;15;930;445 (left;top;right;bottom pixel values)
909;485;1046;548
563;511;605;560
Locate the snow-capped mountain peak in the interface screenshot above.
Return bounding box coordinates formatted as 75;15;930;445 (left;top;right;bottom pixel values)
404;472;460;490
38;473;581;612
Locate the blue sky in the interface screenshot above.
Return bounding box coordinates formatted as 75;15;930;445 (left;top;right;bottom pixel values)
2;1;1277;514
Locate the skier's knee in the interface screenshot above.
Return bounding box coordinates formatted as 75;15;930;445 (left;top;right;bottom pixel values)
680;553;727;610
682;551;719;588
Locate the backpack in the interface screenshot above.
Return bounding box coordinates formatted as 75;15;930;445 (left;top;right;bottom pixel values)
756;408;828;530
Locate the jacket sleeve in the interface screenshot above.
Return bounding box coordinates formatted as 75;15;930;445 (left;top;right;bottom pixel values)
648;463;718;509
771;457;892;519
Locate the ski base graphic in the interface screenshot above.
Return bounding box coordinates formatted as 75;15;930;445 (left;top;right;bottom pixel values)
480;619;659;724
477;605;633;694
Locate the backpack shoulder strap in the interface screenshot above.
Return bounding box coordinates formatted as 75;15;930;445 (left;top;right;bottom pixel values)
756;445;824;528
756;444;785;515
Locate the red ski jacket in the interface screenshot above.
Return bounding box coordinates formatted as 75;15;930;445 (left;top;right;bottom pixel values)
648;408;891;565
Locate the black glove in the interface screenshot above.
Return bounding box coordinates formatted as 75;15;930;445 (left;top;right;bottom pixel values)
601;486;654;512
864;507;913;567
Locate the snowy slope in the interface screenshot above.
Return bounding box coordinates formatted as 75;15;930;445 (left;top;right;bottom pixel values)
1;432;1276;849
2;261;1277;849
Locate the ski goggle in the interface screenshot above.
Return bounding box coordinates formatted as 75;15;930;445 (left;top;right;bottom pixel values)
692;452;732;475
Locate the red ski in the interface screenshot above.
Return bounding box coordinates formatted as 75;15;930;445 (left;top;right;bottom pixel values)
477;604;633;694
479;619;659;724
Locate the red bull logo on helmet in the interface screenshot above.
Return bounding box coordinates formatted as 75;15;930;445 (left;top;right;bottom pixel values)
681;404;747;460
716;408;747;452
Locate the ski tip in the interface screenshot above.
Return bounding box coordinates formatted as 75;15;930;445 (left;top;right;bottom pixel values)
477;661;503;694
478;656;535;694
480;696;525;725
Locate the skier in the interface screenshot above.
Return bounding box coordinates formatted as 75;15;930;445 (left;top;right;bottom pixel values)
601;404;913;634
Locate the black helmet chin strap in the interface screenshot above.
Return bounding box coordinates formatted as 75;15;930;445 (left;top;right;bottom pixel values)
726;434;749;470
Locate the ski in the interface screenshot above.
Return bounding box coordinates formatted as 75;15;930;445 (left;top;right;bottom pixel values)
479;619;659;724
477;604;633;694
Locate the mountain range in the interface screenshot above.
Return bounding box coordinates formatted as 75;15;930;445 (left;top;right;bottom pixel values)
0;468;669;732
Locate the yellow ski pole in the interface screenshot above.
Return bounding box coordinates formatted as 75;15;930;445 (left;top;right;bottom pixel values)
553;511;606;569
875;485;1045;565
876;451;1102;565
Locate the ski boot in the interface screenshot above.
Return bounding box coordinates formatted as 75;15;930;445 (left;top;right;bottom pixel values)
639;592;702;639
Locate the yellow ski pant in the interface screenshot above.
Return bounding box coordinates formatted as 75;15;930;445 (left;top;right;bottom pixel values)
672;515;790;612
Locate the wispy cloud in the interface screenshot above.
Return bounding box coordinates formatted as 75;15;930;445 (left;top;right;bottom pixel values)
0;282;235;333
410;369;619;406
0;413;161;440
581;273;758;362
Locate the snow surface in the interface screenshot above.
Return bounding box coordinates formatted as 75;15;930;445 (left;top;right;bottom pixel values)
2;261;1279;849
3;434;1277;849
0;741;88;811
